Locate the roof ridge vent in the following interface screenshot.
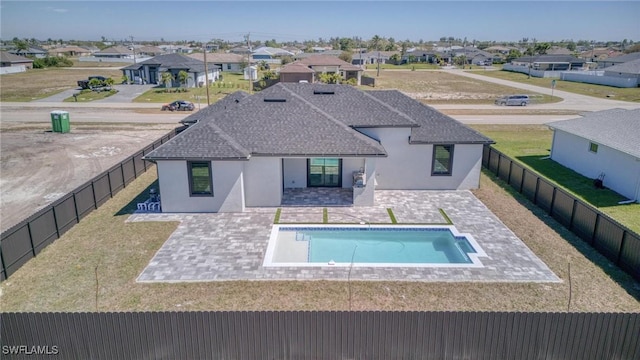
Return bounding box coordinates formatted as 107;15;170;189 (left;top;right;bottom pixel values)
313;90;335;95
264;97;287;102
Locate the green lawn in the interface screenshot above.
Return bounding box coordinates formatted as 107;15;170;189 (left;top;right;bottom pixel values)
133;72;250;103
364;63;440;70
471;124;640;234
473;70;640;102
63;89;118;102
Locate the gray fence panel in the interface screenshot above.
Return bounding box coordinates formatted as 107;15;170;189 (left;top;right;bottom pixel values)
488;149;500;173
593;216;624;262
74;183;96;220
535;179;555;212
133;151;145;176
497;156;511;182
619;231;640;279
53;195;78;235
108;165;125;193
482;145;490;167
508;162;524;192
122;158;136;185
93;174;111;207
521;169;538;202
29;209;58;253
571;201;598;243
550;189;574;227
0;225;33;278
2;312;640;359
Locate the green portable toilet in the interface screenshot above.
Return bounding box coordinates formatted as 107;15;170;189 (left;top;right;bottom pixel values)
50;110;70;133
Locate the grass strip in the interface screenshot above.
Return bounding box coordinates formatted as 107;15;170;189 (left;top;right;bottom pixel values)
323;208;328;224
439;209;453;225
387;208;398;224
273;208;281;224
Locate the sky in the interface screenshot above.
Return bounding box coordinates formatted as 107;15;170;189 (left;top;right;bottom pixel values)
1;1;639;43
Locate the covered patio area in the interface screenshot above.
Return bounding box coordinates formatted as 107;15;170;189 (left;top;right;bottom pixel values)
281;188;353;207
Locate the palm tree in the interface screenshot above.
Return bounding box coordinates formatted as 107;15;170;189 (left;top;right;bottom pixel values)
161;72;173;88
178;70;189;88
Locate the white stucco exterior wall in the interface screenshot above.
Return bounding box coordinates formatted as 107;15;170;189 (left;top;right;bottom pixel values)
550;130;640;201
156;160;245;213
244;157;282;206
342;158;366;188
283;158;306;188
357;128;482;190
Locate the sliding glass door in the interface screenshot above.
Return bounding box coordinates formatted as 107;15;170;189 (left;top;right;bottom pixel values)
308;158;342;187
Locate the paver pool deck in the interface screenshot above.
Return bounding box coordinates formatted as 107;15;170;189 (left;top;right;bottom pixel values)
130;190;560;283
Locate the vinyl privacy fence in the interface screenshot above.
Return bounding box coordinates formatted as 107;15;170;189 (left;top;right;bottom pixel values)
482;146;640;281
2;311;639;360
0;129;179;281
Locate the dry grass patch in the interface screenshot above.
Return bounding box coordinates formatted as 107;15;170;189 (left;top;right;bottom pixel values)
0;68;123;102
363;70;557;104
1;171;639;312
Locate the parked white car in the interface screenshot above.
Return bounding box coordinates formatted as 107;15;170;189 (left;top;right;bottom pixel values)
495;95;530;106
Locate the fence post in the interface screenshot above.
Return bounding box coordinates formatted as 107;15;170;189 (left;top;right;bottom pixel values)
549;188;557;215
617;230;627;265
91;181;98;210
519;167;525;194
72;193;80;222
26;222;36;257
569;199;577;230
507;159;513;185
132;156;137;179
52;204;60;239
495;152;501;176
590;214;600;245
533;177;540;204
0;247;6;280
121;163;126;188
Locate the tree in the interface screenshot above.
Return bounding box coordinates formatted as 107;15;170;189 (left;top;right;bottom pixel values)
369;35;382;51
566;41;576;52
339;37;354;51
506;49;522;63
88;78;104;89
389;53;401;65
178;70;189;88
264;39;277;47
318;72;342;84
385;37;396;51
161;72;173;88
338;51;353;63
534;42;551;55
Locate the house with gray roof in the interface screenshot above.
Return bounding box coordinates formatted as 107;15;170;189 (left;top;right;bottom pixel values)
280;55;364;85
548;109;640;202
121;53;220;87
144;83;493;212
0;51;34;69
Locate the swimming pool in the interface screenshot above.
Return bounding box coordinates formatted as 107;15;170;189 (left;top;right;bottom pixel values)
263;225;487;268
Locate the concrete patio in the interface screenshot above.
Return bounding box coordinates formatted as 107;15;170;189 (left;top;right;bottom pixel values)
129;190;560;283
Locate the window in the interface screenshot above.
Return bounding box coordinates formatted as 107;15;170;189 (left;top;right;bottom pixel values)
188;161;213;196
227;64;231;70
589;142;599;153
432;145;454;176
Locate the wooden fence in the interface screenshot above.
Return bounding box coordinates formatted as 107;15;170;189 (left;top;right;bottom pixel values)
1;311;638;359
483;146;640;281
0;129;178;281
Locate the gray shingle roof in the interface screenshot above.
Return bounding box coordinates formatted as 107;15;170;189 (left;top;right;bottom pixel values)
547;108;640;159
603;59;640;75
366;90;494;144
179;91;249;125
145;83;493;161
122;53;220;72
603;52;640;64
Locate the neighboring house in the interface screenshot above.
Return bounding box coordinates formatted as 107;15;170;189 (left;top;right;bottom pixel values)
121;53;220;87
48;46;92;57
188;52;245;72
295;50;343;60
511;55;586;71
137;46;165;57
547;109;640;202
0;51;34;69
251;47;294;63
602;59;640;82
158;45;194;54
8;46;47;58
598;52;640;68
279;62;314;83
143;83;493;213
352;51;398;65
280;55;363;85
94;46;135;59
229;46;252;55
582;48;625;62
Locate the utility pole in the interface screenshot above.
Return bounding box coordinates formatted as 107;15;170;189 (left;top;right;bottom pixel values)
130;35;137;64
245;33;253;94
203;43;211;106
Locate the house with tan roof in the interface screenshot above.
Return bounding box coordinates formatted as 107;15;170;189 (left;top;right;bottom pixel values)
280;55;363;85
143;84;493;213
48;46;92;57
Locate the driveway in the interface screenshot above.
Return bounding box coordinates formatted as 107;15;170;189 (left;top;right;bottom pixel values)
33;84;156;103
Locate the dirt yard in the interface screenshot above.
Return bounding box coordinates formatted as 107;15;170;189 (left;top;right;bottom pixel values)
0;121;177;232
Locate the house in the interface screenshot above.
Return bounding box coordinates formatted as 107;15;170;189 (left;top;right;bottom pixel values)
143;83;493;213
602;59;640;83
251;47;294;64
137;46;165;57
295;50;343;60
548;109;640;202
94;45;135;59
278;62;314;83
280;55;363;85
0;51;34;69
188;52;245;72
158;45;194;54
351;51;398;65
511;55;586;71
8;46;47;58
47;46;92;57
598;52;640;68
121;53;220;87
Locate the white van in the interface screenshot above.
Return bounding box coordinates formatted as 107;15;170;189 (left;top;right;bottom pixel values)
495;95;530;106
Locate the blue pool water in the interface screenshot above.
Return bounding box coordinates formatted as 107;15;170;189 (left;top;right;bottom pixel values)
281;227;477;264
